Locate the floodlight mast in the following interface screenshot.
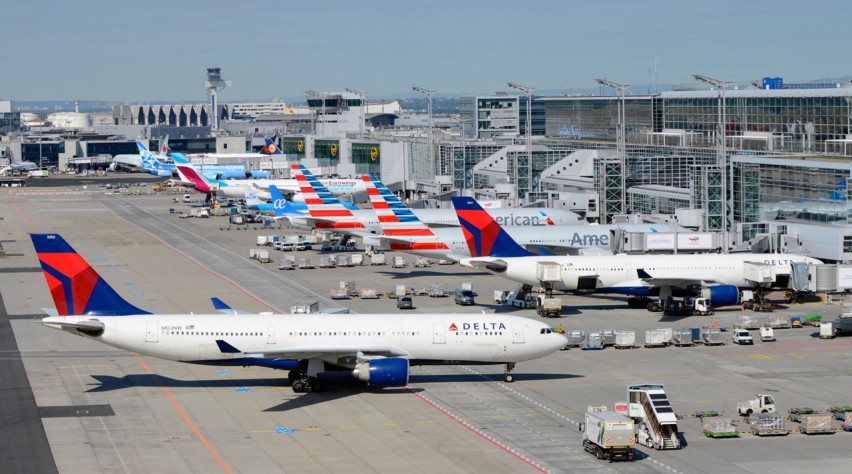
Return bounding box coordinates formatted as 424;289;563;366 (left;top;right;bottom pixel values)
693;74;732;234
506;82;537;192
412;85;435;179
595;78;630;218
345;88;367;140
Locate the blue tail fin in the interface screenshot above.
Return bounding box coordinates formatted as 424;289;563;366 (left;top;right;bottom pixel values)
450;197;535;258
31;234;150;316
262;138;282;155
269;185;304;216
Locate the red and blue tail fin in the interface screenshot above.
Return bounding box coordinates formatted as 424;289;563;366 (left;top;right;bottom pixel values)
291;164;364;228
451;197;535;258
31;234;149;316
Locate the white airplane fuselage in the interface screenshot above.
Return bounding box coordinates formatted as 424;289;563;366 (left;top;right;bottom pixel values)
44;313;566;367
218;178;366;200
464;253;822;293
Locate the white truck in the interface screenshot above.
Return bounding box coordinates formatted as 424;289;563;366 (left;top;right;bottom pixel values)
732;329;754;345
737;394;776;416
580;407;635;462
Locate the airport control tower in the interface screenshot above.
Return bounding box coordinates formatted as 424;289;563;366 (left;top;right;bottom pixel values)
204;67;231;131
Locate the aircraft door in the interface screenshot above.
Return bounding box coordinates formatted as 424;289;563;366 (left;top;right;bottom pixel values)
146;322;159;343
511;323;525;344
267;327;275;344
433;323;446;344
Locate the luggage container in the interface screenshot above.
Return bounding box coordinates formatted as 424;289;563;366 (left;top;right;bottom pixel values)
329;288;350;299
414;257;431;267
337;256;353;267
659;327;673;342
702;417;738;438
319;257;335;268
391;256;407;268
582;332;604;350
614;331;636;349
820;322;835;339
360;288;379;299
564;330;586;349
671;329;694;346
255;249;270;263
766;314;791;329
690;327;702;344
350;254;364;266
600;329;616;346
290;301;319;314
702;328;725;345
298;258;314;269
644;329;668;348
278;255;295;270
370;254;386;265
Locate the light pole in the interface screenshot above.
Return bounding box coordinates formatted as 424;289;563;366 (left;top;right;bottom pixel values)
412;85;435;180
693;74;732;234
507;82;537;193
345;88;367;140
595;78;630;216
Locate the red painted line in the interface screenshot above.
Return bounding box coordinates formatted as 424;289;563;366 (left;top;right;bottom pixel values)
407;388;547;473
134;354;234;474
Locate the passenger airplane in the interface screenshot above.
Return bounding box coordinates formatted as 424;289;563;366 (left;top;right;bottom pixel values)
245;187;358;214
282;164;582;236
364;174;678;261
32;234;565;390
454;197;823;310
171;155;365;200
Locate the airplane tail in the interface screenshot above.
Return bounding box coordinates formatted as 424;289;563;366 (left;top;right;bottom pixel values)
451;196;536;258
262;138;282;155
171;153;215;194
30;234;150;316
269;185;304;217
291;164;363;227
136;141;172;178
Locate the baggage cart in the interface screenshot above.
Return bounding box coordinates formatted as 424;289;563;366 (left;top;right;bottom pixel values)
672;329;694;346
582;332;604;350
644;329;668;348
748;413;787;436
702;417;738;438
319;257;335;268
337;256;354;267
798;413;834;434
278;255;295;270
298;258;314;269
787;407;814;423
702;328;725;345
370;254;386;265
600;329;616;346
329;288;350;299
359;288;379;299
563;330;585;349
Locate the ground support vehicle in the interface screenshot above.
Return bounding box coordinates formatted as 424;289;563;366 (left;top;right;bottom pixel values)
749;413;788;436
760;326;775;341
580;407;635;462
702;417;738;438
536;298;562;318
787;407;815;423
738;394;776;416
732;329;754;345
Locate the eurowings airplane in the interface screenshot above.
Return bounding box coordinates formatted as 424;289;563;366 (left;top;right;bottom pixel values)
32;234;566;391
282;164;582;235
364;175;678;261
454;197;823;310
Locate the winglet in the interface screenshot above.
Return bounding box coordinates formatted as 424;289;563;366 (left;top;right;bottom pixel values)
30;234;150;316
451;197;535;258
215;340;242;354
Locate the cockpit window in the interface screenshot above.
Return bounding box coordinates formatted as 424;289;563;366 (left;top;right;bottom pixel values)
540;328;553;334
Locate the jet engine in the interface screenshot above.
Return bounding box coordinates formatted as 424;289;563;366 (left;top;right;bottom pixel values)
352;358;409;386
705;285;740;306
149;169;172;178
290;193;306;203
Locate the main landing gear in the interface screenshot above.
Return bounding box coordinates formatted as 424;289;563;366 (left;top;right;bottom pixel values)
288;370;323;393
503;363;516;383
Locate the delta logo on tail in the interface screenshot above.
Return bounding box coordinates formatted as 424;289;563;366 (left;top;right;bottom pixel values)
451;197;535;258
31;234;148;316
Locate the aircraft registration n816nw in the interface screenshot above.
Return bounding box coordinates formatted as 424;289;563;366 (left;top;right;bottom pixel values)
32;234;566;392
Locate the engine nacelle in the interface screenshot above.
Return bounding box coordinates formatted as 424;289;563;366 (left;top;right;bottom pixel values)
149;169;171;178
706;285;740;307
352;358;409;387
250;170;270;179
290;192;306;203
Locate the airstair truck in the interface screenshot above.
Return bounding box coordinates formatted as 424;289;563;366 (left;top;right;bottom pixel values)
628;383;681;450
580;406;635;462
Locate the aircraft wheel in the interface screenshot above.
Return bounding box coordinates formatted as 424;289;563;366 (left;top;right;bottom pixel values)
292;380;307;393
627;298;641;308
309;378;323;392
503;373;514;383
288;370;301;382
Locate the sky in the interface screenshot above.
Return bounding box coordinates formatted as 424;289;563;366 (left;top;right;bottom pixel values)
2;0;851;102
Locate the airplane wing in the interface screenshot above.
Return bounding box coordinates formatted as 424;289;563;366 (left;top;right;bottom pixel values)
216;340;409;360
636;269;724;287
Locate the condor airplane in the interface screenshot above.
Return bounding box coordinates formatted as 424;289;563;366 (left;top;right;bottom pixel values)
363;175;678;261
32;234;565;391
454;197;823;310
281;164;581;236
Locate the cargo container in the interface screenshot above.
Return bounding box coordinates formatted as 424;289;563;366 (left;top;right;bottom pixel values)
614;331;636;349
748;413;787;436
798;414;834;435
702;417;738;438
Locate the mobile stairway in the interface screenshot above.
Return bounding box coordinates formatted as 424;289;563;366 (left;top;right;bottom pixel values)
627;383;680;450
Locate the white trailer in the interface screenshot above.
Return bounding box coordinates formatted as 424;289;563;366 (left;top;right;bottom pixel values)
580;407;635;462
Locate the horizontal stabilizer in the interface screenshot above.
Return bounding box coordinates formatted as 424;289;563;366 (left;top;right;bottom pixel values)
210;297;252;315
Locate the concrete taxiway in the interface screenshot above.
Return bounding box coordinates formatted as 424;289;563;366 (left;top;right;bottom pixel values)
2;183;852;473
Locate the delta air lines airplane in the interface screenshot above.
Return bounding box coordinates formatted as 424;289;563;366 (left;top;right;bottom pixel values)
32;234;566;391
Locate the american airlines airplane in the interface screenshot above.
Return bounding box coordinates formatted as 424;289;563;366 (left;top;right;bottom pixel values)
362;174;678;261
281;164;582;237
454;197;823;310
32;234;566;391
